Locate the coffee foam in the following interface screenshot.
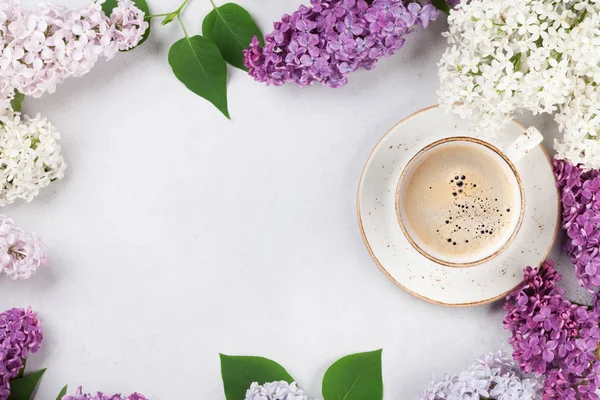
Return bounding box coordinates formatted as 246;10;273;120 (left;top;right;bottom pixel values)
400;141;521;264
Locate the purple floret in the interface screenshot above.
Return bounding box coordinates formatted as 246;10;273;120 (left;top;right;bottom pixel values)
243;0;440;88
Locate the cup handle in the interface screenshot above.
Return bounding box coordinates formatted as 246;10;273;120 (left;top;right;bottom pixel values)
503;126;543;163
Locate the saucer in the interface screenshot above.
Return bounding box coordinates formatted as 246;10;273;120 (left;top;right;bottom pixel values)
357;105;560;307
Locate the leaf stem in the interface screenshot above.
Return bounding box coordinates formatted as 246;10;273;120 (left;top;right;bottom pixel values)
177;13;189;38
209;0;217;8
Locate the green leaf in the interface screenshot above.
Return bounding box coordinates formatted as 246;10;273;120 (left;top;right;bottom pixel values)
162;13;177;26
220;354;294;400
101;0;151;49
202;3;263;70
168;35;230;119
10;92;24;113
322;350;383;400
8;369;46;400
431;0;450;14
55;385;67;400
101;0;119;15
100;0;117;18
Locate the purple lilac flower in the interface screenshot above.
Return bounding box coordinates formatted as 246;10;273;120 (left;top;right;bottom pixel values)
62;387;147;400
0;308;43;400
504;260;600;399
554;159;600;291
243;0;440;88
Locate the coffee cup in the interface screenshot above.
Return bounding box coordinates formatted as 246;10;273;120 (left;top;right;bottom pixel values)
395;128;543;268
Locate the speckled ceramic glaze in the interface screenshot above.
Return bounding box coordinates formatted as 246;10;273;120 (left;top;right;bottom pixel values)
357;105;560;306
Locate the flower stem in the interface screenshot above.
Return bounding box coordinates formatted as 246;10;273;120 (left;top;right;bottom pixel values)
144;0;193;20
144;12;173;19
176;0;193;14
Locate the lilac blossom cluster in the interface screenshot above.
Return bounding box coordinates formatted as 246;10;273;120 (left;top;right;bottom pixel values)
504;260;600;399
554;159;600;291
0;0;148;111
243;0;439;88
418;351;542;399
62;387;147;400
245;381;312;400
0;308;43;400
0;216;46;280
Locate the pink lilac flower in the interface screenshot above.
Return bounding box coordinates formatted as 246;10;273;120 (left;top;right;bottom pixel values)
62;387;147;400
554;159;600;291
0;216;47;280
0;308;43;400
0;0;149;111
243;0;440;88
109;0;148;51
504;260;600;399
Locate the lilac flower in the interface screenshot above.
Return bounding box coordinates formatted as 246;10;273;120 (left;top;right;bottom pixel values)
245;381;312;400
504;260;600;399
109;0;148;51
418;351;543;399
532;306;557;331
554;159;600;291
243;0;440;88
0;308;43;400
0;0;149;111
62;387;147;400
0;216;47;280
0;112;67;206
520;337;542;361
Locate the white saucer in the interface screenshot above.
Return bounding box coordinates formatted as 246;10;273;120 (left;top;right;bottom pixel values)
357;105;560;307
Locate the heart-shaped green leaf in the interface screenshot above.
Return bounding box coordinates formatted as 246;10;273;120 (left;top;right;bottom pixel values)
168;35;230;118
220;354;294;400
202;3;263;70
322;350;383;400
8;368;46;400
10;92;24;113
101;0;151;49
55;385;68;400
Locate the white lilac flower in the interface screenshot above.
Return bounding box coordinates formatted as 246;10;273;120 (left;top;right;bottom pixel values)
0;0;148;111
0;216;46;280
0;111;66;206
245;381;313;400
418;351;543;399
438;0;600;169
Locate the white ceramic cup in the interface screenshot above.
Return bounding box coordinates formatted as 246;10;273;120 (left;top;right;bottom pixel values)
395;127;543;268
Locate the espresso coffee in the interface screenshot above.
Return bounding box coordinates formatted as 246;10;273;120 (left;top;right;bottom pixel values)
399;140;521;264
